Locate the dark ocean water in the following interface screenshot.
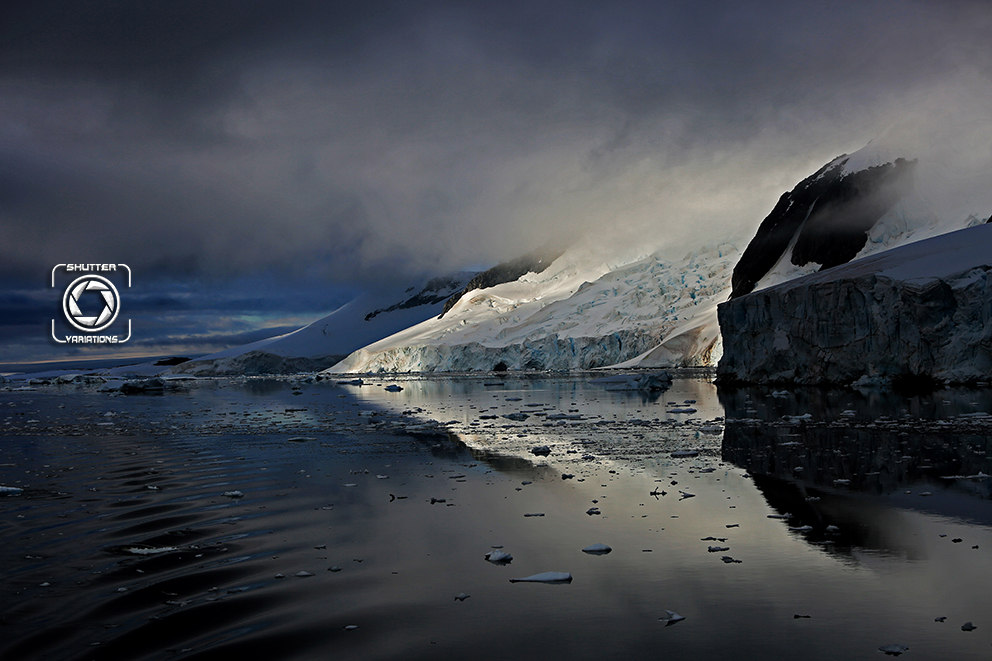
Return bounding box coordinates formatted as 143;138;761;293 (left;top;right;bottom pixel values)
2;375;992;660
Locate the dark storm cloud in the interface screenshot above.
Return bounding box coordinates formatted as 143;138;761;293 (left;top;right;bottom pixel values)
2;0;991;363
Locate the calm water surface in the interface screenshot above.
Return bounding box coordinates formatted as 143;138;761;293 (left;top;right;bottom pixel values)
1;373;991;660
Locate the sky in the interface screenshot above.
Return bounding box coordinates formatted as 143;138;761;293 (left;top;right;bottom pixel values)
2;0;991;368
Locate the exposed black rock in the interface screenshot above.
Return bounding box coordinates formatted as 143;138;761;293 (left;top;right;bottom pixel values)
365;275;470;321
438;241;568;318
153;356;191;366
730;156;916;299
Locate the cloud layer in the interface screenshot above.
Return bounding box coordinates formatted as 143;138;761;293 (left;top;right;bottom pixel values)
2;0;991;362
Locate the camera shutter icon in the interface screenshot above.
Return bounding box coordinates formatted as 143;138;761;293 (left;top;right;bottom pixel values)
63;275;121;332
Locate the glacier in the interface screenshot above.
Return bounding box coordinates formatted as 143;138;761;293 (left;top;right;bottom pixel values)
717;223;992;386
328;241;740;373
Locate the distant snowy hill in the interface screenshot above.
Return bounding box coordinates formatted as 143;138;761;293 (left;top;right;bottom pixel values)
167;274;474;375
329;241;740;373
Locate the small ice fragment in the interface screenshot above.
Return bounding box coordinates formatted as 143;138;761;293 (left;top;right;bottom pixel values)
659;610;686;626
328;566;342;572
376;475;389;479
961;622;977;631
509;572;572;583
344;624;359;631
878;644;909;656
582;543;612;555
274;573;285;579
586;507;601;515
112;545;180;555
485;550;512;564
721;556;742;564
679;491;695;500
531;445;551;456
384;384;403;392
524;512;545;517
671;450;698;458
222;490;244;498
825;525;840;533
454;593;470;601
342;484;358;488
767;514;791;520
295;571;314;578
707;546;730;553
789;525;813;532
934;616;946;622
0;486;24;495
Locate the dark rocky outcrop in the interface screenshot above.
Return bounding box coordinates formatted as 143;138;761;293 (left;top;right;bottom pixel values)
365;275;469;321
438;241;568;318
169;351;345;376
730;156;916;299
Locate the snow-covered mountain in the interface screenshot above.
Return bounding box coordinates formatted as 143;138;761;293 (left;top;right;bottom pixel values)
329;240;740;373
167;273;474;375
165;136;987;378
732;141;986;298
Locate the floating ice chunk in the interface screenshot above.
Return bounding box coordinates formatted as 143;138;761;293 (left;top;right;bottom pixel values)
344;624;359;631
671;450;698;458
789;525;813;532
485;550;512;564
679;491;695;500
295;571;314;578
707;546;730;553
223;490;244;498
454;593;470;601
767;514;791;520
721;556;742;564
659;610;686;626
509;572;572;583
586;507;601;515
384;384;403;392
0;486;24;495
524;512;545;517
878;644;908;656
113;545;180;555
961;622;977;631
582;543;612;555
531;445;551;456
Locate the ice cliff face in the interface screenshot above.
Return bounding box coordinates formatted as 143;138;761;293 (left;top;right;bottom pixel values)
717;224;992;386
329;242;739;373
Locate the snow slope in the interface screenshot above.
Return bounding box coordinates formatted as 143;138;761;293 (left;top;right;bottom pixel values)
168;274;474;375
329;241;740;373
